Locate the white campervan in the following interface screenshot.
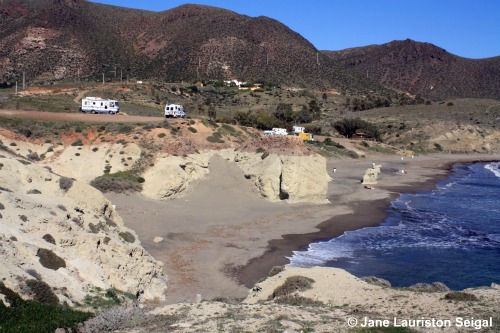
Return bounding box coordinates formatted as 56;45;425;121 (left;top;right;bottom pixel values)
164;103;186;118
81;97;120;114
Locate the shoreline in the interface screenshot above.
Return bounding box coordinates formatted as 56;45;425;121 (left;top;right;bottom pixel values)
236;162;452;288
106;153;499;303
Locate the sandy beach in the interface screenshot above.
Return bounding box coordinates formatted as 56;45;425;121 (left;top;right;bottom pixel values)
105;152;499;304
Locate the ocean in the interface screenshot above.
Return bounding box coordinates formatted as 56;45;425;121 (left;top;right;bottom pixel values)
289;161;500;290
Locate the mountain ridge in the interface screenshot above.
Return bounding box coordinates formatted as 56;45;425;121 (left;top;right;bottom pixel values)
325;38;500;99
0;1;499;99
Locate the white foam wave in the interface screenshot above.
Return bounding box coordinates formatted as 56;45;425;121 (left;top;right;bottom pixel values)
485;162;500;179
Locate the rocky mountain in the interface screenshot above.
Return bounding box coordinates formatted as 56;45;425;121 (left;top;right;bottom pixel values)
0;0;383;94
325;39;500;100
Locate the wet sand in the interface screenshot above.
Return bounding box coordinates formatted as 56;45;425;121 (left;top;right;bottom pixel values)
106;153;499;304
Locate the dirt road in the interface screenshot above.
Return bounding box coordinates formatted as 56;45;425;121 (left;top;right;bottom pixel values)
0;109;166;123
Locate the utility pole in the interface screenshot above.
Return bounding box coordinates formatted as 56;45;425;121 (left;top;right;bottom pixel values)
22;71;25;90
102;73;105;85
15;81;18;94
316;52;319;66
120;69;123;82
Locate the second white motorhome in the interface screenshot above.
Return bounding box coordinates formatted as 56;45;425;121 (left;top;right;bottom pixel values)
164;103;186;118
81;97;120;114
263;128;288;136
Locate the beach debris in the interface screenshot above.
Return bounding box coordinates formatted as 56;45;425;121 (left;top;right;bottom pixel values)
153;236;164;243
364;185;375;190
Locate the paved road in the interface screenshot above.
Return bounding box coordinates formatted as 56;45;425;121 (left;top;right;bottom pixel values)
0;109;166;123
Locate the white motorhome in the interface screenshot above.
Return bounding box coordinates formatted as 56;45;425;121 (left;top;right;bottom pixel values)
81;97;120;114
263;128;288;136
164;103;186;118
271;127;288;135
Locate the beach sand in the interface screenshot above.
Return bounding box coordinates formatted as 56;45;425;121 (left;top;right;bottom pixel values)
105;153;499;304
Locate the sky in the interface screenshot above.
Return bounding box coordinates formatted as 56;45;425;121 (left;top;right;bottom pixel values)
90;0;500;59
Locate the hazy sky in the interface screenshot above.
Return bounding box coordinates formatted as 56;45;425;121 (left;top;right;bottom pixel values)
90;0;500;59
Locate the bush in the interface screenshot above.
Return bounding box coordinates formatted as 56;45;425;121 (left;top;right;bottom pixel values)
157;132;166;138
71;139;83;146
268;266;285;277
82;305;148;332
444;291;478;301
333;118;381;141
59;177;74;192
90;172;143;193
26;152;40;161
37;248;66;270
25;279;59;306
408;282;449;292
188;127;197;133
271;276;314;299
27;189;41;194
88;223;104;234
42;234;56;245
273;295;323;306
362;276;391;287
119;231;135;243
0;283;92;333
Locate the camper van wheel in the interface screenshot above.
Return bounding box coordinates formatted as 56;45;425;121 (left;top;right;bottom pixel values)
110;111;116;115
91;110;96;114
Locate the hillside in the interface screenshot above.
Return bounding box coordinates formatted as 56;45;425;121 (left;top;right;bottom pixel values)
325;39;500;100
0;0;386;95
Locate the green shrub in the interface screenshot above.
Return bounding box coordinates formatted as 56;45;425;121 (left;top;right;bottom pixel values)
157;132;166;138
90;171;143;193
27;189;41;194
271;276;314;299
188;127;197;133
88;223;105;234
407;282;449;292
206;135;224;143
333;118;381;141
0;292;92;333
71;139;83;146
42;234;56;245
362;276;391;287
59;177;74;192
273;295;323;306
37;248;66;270
268;266;285;277
119;231;135;243
25;279;59;306
444;291;478;301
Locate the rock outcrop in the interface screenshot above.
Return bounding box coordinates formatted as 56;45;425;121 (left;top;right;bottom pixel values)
0;155;167;304
141;152;213;199
141;149;331;204
362;164;382;185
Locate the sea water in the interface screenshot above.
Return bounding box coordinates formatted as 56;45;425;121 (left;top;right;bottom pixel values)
289;161;500;290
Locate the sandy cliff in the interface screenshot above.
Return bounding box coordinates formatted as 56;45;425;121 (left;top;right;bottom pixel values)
142;149;331;204
0;154;167;304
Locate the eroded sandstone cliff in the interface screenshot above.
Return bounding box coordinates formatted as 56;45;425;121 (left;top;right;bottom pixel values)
0;154;167;304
